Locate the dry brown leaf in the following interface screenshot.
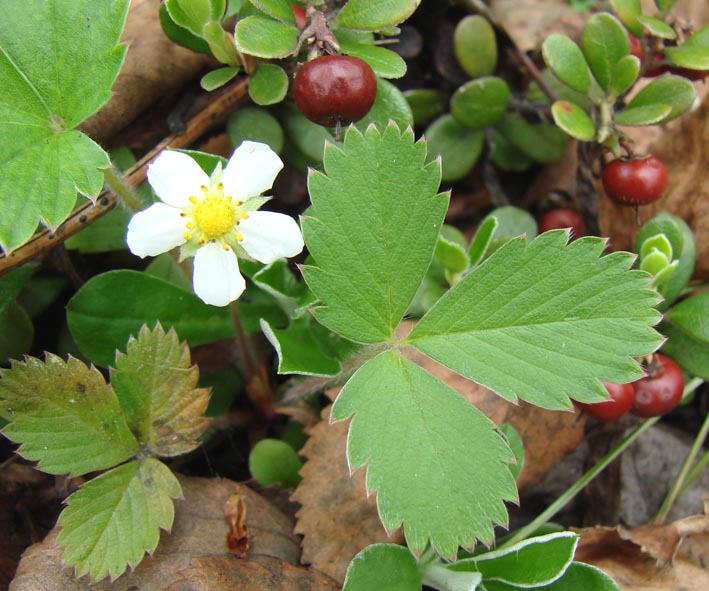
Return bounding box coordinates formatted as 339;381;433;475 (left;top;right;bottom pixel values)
10;476;299;591
79;0;213;145
575;520;709;590
225;492;249;559
164;556;340;591
291;405;404;585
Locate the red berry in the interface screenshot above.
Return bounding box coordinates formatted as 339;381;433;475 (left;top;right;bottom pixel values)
293;55;377;127
602;156;668;206
668;66;709;82
538;208;586;237
291;4;306;29
576;382;635;422
631;353;685;417
628;34;643;61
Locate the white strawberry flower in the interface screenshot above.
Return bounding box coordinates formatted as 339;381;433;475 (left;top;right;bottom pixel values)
127;142;304;306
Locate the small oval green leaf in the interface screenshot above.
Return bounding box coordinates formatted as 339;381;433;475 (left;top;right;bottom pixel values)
665;46;709;70
404;89;447;126
609;0;643;38
165;0;214;36
200;66;238;90
581;12;630;93
234;15;299;58
249;0;295;24
424;115;485;181
248;63;289;105
684;26;709;48
343;544;422;591
451;76;510;128
615;103;672;126
542;34;591;93
354;79;414;132
611;54;640;96
339;43;407;79
551;100;596;140
454;15;498;78
335;0;422;31
228;106;284;153
637;15;676;39
624;75;696;123
159;4;212;55
495;114;569;163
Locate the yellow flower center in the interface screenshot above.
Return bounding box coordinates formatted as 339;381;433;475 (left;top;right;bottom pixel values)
193;194;235;239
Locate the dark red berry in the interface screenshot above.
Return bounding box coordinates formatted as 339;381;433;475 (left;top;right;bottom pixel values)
668;66;709;81
538;208;586;237
576;382;635;422
628;34;643;62
291;4;306;29
631;354;684;417
602;156;668;206
293;55;377;127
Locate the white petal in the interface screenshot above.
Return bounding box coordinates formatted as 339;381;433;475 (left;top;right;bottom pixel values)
240;211;304;264
193;243;246;306
126;203;187;258
147;150;210;207
222;141;284;199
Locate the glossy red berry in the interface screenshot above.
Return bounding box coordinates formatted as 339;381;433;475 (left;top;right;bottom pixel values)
631;353;685;417
602;156;668;206
538;208;586;237
293;55;377;127
576;382;635;422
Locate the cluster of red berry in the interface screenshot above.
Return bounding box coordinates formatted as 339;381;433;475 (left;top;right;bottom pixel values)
576;353;685;421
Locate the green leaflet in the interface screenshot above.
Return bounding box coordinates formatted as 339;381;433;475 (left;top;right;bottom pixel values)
0;0;129;251
301;124;447;343
0;354;138;476
408;231;662;410
111;325;211;457
57;458;181;581
343;544;422;591
331;350;517;557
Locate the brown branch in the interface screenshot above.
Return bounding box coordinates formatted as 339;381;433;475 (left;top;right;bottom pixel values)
0;76;250;277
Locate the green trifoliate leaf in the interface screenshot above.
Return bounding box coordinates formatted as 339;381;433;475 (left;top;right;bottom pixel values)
534;561;621;591
235;15;299;57
450;532;578;587
615;103;672;126
665;46;709;70
451;77;510;129
67;270;234;367
301;124;447;343
637;15;676;39
159;3;213;55
610;54;641;96
581;13;630;93
165;0;223;36
424;114;485;181
542;34;592;94
248;63;289;105
343;544;422;591
252;258;308;316
335;0;421;31
261;317;342;376
495;114;568;164
498;423;524;480
624;75;695;123
332;350;517;556
0;354;138;475
57;458;181;582
0;0;128;251
453;15;498;79
609;0;643;38
551;101;596;141
201;66;239;91
110;324;210;457
249;0;296;24
664;293;709;346
249;438;303;488
484;205;537;255
338;43;407;79
661;323;709;380
408;231;662;410
228;106;285;153
637;213;695;310
468;216;498;267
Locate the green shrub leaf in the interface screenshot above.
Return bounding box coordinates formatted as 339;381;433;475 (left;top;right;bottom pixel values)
624;75;696;123
424;114;485;181
201;66;239;90
495;114;569;163
615;103;672;126
235;15;299;57
248;63;289;105
453;15;498;79
343;544;422;591
67;270;234;367
302;124;447;342
581;12;630;93
335;0;422;31
249;0;296;24
354;79;414;132
339;43;407;79
57;458;181;581
665;46;709;70
664;293;709;345
451;76;510;128
609;0;643;38
0;354;138;475
111;324;210;457
542;34;592;93
332;350;517;556
551;101;596;140
0;0;129;251
228;106;285;153
610;54;641;96
637;15;676;39
409;231;662;409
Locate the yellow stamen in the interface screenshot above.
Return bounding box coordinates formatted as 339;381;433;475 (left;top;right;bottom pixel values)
193;195;235;239
184;232;192;240
241;212;249;220
236;233;244;242
186;221;194;229
200;185;209;192
189;196;198;204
